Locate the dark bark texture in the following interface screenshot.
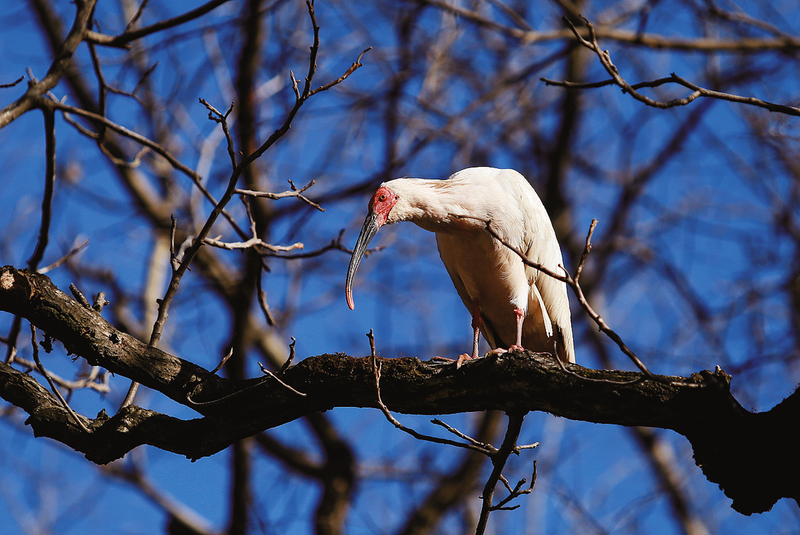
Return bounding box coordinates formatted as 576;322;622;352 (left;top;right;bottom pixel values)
0;266;797;515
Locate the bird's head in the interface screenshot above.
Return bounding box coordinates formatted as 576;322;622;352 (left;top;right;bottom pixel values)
345;185;399;310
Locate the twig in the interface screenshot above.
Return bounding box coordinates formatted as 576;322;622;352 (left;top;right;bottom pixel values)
187;338;304;406
92;292;109;312
307;47;372;97
204;235;303;252
69;284;92;309
38;238;89;274
49;97;249;242
12;355;110;394
210;347;234;375
1;76;24;89
30;325;91;433
491;461;537;511
130;61;158;97
239;5;369;169
169;215;180;271
146;2;368;359
85;0;231;48
256;272;277;327
257;362;306;397
278;337;296;376
269;229;358;259
368;330;495;454
203;235;304;253
431;418;498;453
235;179;324;212
199;99;236;169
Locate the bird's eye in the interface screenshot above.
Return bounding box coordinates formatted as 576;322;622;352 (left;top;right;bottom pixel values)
379;194;387;202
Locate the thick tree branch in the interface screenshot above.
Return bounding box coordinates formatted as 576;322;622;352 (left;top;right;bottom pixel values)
0;266;797;515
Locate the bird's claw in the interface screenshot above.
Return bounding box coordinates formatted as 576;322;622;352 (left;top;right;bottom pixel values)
455;353;474;369
490;345;524;356
431;353;481;368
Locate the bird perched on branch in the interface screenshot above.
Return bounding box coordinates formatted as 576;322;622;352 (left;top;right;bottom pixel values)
345;167;574;366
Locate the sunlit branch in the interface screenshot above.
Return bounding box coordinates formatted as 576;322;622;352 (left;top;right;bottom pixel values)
235;179;324;212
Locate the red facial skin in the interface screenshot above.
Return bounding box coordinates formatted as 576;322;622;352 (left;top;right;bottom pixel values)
369;186;399;226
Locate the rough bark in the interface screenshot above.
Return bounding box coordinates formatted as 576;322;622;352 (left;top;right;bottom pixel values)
0;266;797;515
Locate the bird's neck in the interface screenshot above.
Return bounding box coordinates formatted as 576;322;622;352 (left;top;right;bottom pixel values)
386;179;487;234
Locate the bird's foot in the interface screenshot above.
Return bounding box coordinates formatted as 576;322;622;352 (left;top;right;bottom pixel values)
456;353;475;369
489;345;525;356
432;353;481;368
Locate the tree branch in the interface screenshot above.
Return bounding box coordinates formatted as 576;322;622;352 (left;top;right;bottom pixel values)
545;16;800;116
1;266;797;515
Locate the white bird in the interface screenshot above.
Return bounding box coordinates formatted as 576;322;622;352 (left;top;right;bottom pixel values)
345;167;574;366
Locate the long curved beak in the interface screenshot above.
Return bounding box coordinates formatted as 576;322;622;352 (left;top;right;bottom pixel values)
345;211;380;310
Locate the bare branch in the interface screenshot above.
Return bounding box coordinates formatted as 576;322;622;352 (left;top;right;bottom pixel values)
307;47;372;97
39;239;89;274
203;235;304;253
475;412;526;534
199;98;237;169
143;0;369;365
256;272;277;327
235;179;324;212
11;352;110;394
547;16;800;116
1;76;25;89
257;361;307;397
27;107;56;271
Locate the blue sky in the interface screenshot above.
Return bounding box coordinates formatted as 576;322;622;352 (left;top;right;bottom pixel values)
1;0;799;533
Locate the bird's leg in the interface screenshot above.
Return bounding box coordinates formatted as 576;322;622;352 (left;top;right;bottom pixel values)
508;307;525;352
456;303;482;368
489;307;526;355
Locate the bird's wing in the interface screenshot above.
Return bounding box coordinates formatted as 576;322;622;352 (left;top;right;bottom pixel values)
505;170;577;363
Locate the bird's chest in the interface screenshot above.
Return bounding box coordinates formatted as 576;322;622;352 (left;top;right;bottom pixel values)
435;231;527;304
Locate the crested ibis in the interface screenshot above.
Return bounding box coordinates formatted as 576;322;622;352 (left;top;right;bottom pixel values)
345;167;574;366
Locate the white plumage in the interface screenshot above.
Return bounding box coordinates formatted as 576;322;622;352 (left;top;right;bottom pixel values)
346;167;575;365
